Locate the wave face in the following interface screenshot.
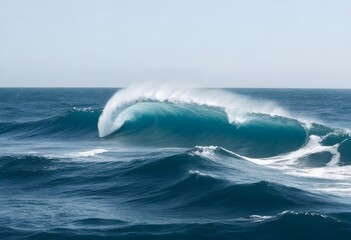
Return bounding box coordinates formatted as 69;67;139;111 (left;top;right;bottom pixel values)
1;88;351;240
105;102;308;157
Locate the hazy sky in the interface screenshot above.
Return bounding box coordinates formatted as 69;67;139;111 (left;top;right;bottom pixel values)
0;0;350;88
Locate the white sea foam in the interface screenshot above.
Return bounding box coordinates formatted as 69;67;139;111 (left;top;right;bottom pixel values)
249;215;274;222
190;142;351;198
188;170;212;177
65;149;108;158
240;135;341;167
190;146;219;160
72;107;95;112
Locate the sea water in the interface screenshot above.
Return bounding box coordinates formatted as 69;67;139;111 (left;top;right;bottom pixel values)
1;87;351;239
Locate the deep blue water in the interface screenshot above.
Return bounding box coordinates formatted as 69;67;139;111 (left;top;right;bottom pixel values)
1;87;351;240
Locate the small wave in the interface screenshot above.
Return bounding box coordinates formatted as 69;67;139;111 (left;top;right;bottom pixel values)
113;149;326;212
72;217;127;227
0;107;100;138
255;210;351;239
0;155;57;180
2;216;349;240
182;180;325;211
123;170;326;215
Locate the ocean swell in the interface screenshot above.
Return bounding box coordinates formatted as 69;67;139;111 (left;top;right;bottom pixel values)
0;107;100;138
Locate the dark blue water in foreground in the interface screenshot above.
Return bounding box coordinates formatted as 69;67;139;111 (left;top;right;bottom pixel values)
1;87;351;240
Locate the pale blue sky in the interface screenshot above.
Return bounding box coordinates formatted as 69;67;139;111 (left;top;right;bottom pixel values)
0;0;350;87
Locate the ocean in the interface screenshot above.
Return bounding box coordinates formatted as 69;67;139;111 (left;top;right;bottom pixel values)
1;87;351;240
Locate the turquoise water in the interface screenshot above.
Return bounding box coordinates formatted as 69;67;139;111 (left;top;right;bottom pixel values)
1;87;351;239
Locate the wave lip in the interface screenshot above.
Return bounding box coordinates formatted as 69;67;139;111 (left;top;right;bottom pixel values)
98;86;288;138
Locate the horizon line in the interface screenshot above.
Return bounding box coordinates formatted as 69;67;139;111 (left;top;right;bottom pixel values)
0;86;350;90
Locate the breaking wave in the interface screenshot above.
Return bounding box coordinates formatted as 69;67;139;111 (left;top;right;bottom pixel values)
98;86;351;160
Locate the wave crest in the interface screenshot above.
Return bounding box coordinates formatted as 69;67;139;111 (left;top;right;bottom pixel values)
98;86;288;137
